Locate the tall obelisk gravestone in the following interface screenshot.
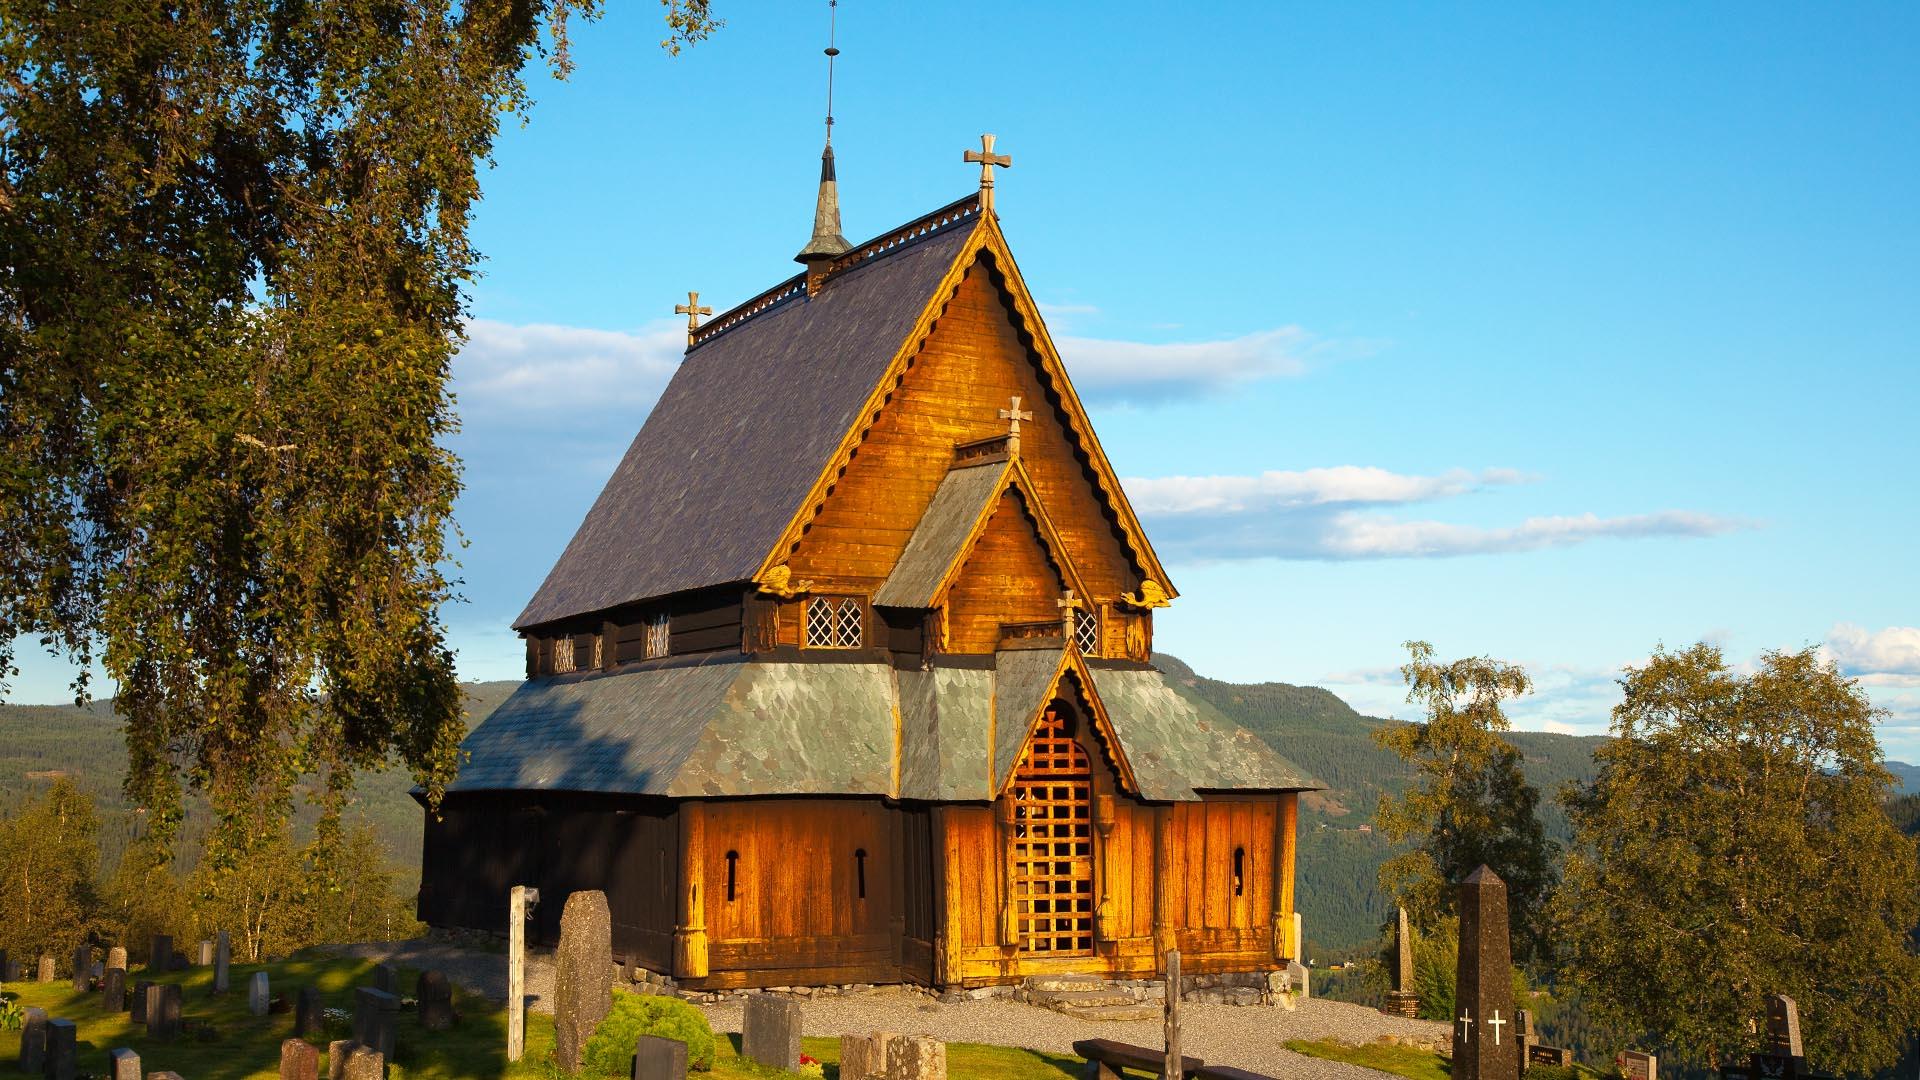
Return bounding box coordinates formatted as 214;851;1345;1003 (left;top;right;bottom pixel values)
1454;866;1519;1080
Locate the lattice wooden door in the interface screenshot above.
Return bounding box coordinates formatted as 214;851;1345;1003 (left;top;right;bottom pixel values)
1009;710;1095;954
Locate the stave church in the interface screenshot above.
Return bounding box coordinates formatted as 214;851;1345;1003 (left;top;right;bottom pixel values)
417;125;1320;991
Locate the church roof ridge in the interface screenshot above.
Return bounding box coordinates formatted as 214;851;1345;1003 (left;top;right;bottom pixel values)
690;192;983;350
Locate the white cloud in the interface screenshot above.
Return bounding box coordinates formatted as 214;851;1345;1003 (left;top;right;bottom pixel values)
1126;464;1752;562
1824;623;1920;676
1057;326;1323;401
453;319;684;416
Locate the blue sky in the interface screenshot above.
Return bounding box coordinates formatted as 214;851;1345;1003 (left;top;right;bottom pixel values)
14;3;1920;756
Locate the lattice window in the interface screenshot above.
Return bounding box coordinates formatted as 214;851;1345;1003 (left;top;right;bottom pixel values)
644;613;671;659
1073;607;1100;655
1009;711;1094;955
805;596;864;649
552;635;576;674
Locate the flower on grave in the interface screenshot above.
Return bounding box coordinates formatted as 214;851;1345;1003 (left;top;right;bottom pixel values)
798;1054;825;1078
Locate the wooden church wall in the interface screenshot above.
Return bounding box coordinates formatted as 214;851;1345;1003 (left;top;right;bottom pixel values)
784;258;1142;602
944;492;1069;652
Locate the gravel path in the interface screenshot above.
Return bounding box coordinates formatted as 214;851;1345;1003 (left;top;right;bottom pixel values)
328;938;1445;1077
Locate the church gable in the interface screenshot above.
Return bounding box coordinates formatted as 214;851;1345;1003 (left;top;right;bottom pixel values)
944;487;1071;654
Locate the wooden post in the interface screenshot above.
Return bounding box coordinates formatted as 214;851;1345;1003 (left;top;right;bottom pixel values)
674;802;709;979
931;806;956;987
1093;794;1118;945
507;885;536;1062
995;798;1019;947
1152;806;1176;958
1162;948;1182;1080
1274;792;1298;960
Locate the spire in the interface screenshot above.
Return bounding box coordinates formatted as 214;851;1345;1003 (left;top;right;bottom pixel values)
796;1;850;291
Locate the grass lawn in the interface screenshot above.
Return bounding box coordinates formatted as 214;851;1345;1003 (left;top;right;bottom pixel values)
0;954;1087;1079
1285;1038;1453;1080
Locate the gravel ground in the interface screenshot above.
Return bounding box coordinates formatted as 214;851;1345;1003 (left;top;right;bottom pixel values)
328;939;1446;1077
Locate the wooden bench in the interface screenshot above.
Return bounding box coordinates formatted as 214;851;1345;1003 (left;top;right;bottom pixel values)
1195;1066;1283;1080
1072;1038;1206;1079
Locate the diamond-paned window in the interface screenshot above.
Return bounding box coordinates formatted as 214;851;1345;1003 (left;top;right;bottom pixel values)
1073;607;1100;655
644;614;671;659
552;635;576;674
806;596;864;649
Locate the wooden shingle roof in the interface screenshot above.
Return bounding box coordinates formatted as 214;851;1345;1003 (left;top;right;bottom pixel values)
514;209;979;630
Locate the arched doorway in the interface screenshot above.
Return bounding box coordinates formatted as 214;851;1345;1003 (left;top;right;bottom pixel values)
1008;703;1095;955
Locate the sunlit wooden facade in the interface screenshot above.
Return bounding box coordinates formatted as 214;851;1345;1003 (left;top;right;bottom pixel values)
419;185;1317;990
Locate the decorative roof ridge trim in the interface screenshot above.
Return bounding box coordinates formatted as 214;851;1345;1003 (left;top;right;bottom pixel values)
688;192;984;351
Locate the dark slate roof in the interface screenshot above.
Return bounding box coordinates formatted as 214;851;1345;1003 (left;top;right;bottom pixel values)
447;656;896;797
873;460;1009;609
1091;667;1318;799
514;221;977;629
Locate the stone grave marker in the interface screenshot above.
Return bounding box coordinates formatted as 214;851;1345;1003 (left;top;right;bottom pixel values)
341;1044;385;1080
148;934;172;973
45;1017;77;1080
295;985;324;1038
0;948;7;981
101;965;126;1011
508;884;538;1063
280;1036;320;1080
108;1047;142;1080
130;980;153;1024
417;969;457;1031
215;929;231;993
554;889;614;1071
37;954;55;982
631;1033;690;1080
251;969;272;1016
353;986;400;1064
106;945;127;972
741;994;802;1071
1383;906;1421;1017
70;945;91;990
1530;1045;1572;1068
373;962;399;996
196;939;212;966
886;1034;948;1080
150;1073;186;1080
1452;866;1519;1080
147;982;183;1039
1767;995;1802;1057
18;1006;49;1071
327;1040;360;1080
1622;1050;1658;1080
841;1032;898;1080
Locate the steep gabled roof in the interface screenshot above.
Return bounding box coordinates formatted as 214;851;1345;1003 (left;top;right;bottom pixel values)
873;454;1088;609
514;205;980;630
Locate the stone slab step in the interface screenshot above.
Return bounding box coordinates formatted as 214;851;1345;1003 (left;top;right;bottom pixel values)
1031;988;1140;1009
1023;974;1106;994
1054;1003;1163;1022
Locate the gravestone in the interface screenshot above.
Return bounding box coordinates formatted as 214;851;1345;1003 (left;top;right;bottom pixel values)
341;1044;385;1080
148;934;172;973
1382;906;1421;1017
372;962;399;996
1516;1007;1532;1063
37;955;54;982
1530;1045;1572;1068
631;1033;690;1080
885;1034;948;1080
108;1047;142;1080
45;1018;77;1080
106;945;127;972
70;946;91;991
295;985;324;1038
0;949;7;981
150;1074;186;1080
147;982;183;1039
841;1032;898;1080
741;994;802;1071
251;970;272;1016
553;890;614;1071
417;970;456;1031
214;929;231;993
327;1041;360;1080
130;980;153;1024
1453;866;1519;1080
197;940;213;966
18;1007;48;1071
354;986;400;1064
1767;995;1802;1057
1622;1050;1658;1080
101;965;127;1011
280;1036;320;1080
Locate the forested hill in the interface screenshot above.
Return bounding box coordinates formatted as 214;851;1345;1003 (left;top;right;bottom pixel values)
3;664;1912;958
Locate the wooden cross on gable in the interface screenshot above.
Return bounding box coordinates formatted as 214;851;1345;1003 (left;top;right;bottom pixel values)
963;133;1012;212
675;291;713;346
998;395;1034;444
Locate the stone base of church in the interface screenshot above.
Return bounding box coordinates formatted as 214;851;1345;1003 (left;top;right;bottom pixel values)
1381;991;1422;1018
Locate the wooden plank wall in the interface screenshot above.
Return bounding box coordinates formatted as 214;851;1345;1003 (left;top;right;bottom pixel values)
945;494;1069;653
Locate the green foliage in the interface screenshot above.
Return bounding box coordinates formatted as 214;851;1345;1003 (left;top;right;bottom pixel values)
583;990;718;1074
0;776;103;963
1557;643;1920;1076
1373;642;1557;963
1411;916;1459;1023
1283;1039;1451;1080
0;990;21;1032
0;0;719;873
